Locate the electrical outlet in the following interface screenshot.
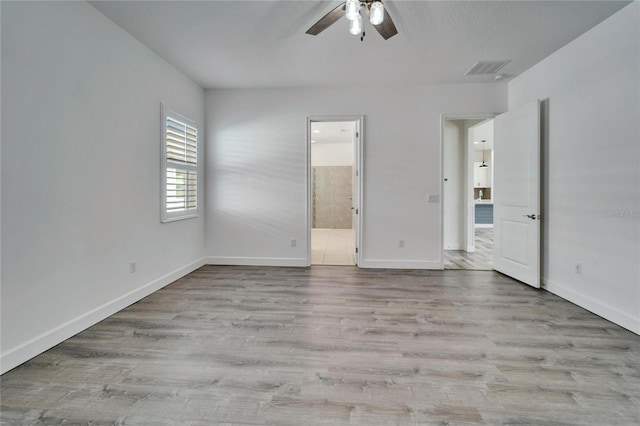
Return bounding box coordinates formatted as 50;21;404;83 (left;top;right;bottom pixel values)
290;238;297;247
428;195;440;203
399;239;405;248
129;261;137;274
575;262;582;275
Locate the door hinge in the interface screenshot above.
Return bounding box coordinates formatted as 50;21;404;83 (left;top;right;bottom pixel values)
356;170;359;177
356;247;358;253
356;209;359;214
356;132;359;138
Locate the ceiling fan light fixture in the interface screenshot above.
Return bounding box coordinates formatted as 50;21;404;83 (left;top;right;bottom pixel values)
305;0;397;40
349;13;363;35
345;0;360;21
370;1;384;25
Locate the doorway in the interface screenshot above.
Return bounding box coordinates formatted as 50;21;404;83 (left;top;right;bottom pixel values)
307;117;362;266
442;116;495;270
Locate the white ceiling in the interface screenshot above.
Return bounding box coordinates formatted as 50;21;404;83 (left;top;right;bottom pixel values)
90;0;630;89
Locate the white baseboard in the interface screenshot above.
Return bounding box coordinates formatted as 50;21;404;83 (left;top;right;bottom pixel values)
0;257;207;375
359;259;443;269
543;278;639;335
466;245;476;253
444;243;462;250
205;256;309;267
474;224;494;229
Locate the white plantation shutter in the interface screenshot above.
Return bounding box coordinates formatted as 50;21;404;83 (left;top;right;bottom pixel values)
161;105;199;222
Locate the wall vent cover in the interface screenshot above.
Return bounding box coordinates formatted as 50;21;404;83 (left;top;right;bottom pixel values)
465;60;511;76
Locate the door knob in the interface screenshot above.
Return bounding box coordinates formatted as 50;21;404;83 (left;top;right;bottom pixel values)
523;214;540;220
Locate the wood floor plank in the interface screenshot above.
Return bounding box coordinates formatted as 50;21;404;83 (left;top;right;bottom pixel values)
445;228;494;270
1;265;639;425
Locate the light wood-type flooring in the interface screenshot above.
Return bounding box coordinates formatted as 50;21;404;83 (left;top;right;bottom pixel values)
445;228;494;270
1;266;639;425
312;228;355;266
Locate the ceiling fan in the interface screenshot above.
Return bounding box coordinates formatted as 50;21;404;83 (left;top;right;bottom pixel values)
306;0;398;40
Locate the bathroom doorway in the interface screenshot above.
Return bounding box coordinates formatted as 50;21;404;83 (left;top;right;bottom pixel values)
308;118;362;266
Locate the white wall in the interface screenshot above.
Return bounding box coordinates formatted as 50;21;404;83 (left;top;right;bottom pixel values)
1;1;206;373
508;2;639;333
471;119;494;147
471;119;494;189
312;143;353;167
443;120;464;250
205;85;506;268
473;149;493;187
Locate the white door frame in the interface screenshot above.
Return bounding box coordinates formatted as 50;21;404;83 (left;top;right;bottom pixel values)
440;113;496;269
307;115;364;267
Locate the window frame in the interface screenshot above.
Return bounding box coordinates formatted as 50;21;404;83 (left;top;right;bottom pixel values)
160;104;199;223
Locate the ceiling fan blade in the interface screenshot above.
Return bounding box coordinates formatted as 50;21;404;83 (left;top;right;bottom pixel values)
306;3;346;36
372;7;398;40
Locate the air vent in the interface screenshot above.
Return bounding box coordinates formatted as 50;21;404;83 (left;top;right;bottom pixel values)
465;60;511;76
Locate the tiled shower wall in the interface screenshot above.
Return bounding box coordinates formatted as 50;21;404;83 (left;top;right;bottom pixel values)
312;166;353;229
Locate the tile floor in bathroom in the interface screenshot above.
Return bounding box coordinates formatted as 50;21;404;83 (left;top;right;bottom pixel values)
311;228;355;266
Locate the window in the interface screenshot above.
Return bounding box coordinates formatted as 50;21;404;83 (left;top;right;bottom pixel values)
161;105;198;222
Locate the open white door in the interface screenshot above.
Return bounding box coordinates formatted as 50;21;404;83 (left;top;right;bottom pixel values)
352;121;361;265
493;101;541;288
